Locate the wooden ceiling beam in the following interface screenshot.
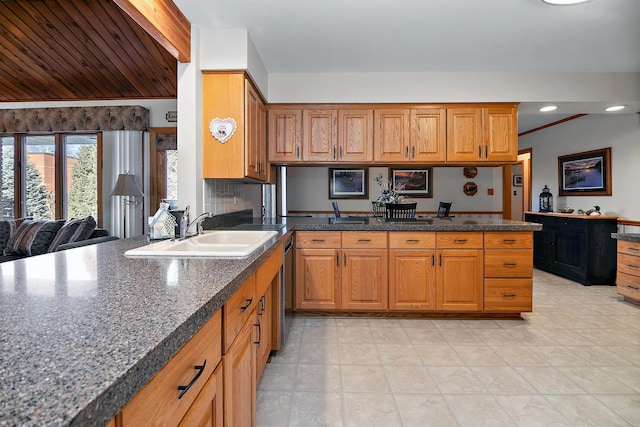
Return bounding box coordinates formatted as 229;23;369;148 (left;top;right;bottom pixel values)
113;0;191;63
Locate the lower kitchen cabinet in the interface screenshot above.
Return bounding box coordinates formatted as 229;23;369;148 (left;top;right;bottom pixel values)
179;363;224;427
436;249;484;311
295;232;342;310
342;249;388;310
121;311;222;427
223;310;256;427
616;239;640;303
255;285;272;381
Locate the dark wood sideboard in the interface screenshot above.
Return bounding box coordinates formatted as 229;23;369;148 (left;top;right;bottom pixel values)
525;212;617;285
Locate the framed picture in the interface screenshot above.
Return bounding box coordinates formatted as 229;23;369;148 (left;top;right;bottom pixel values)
328;168;368;199
558;147;612;196
389;168;433;198
513;175;523;187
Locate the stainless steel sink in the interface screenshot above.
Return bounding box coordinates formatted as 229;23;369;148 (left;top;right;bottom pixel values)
124;230;279;258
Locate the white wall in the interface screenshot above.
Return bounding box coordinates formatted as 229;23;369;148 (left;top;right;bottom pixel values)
267;72;640;104
519;114;640;219
286;166;503;216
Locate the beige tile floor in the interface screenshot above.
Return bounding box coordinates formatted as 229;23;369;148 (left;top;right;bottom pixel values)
257;270;640;426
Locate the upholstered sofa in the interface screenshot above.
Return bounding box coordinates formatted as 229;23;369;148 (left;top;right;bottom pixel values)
0;216;118;263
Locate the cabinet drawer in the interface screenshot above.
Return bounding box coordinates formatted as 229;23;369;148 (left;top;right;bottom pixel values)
617;272;640;301
484;232;532;249
485;250;533;277
223;275;257;353
389;232;435;249
484;279;532;312
618;253;640;278
342;231;387;249
436;232;483;249
554;217;585;232
618;240;640;257
296;231;341;248
122;310;222;427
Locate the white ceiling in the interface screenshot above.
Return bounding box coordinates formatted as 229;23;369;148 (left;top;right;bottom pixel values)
174;0;640;132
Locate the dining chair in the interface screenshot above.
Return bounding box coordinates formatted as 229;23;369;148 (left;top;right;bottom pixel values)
385;202;417;219
436;201;452;218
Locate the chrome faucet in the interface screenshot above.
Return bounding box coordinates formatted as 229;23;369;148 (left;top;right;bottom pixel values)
184;211;213;236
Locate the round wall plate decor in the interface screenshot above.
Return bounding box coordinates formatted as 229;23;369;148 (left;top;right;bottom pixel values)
209;117;237;143
463;167;478;178
463;182;478;196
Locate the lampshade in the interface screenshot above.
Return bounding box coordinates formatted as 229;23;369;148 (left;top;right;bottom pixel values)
109;173;143;197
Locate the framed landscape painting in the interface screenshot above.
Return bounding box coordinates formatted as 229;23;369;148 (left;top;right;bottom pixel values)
558;147;612;196
389;168;433;198
328;168;368;199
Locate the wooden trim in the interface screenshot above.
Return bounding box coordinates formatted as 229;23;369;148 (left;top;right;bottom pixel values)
618;219;640;226
288;310;521;319
113;0;191;62
518;114;588;137
519;148;532;214
502;165;512;220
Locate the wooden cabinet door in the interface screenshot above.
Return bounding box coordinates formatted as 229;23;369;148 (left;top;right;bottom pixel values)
446;108;483;162
245;81;260;179
268;108;302;163
338;109;373;162
483;107;517;162
436;249;483;311
256;286;272;382
389;249;436;310
374;108;410;162
410;108;446;162
223;313;256;427
295;248;341;310
302;109;338;162
342;249;388;310
179;363;224;427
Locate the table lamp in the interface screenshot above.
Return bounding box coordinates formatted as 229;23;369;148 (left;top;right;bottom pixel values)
110;172;143;238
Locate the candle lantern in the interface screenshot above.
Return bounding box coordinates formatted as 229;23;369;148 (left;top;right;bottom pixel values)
539;185;553;213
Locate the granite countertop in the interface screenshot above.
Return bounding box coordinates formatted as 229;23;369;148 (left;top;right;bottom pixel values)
0;217;540;426
612;233;640;243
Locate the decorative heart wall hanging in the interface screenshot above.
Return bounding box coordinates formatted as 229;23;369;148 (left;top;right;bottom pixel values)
209;118;237;143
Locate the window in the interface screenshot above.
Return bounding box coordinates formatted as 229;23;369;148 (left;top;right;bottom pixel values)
165;149;178;200
0;132;102;223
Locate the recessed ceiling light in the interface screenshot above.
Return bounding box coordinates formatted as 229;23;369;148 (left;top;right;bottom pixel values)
604;105;626;112
541;0;590;4
539;105;558;112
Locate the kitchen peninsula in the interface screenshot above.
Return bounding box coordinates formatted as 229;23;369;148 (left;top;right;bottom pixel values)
0;217;541;426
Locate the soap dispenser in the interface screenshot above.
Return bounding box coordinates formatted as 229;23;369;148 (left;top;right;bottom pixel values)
180;205;190;237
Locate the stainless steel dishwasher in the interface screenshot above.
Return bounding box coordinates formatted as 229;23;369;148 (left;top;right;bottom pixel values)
280;233;293;345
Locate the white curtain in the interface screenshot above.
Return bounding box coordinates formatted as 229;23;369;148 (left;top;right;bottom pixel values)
103;130;146;238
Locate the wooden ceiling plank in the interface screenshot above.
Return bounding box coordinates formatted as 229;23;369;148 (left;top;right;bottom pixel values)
0;7;77;100
92;0;170;97
113;0;191;63
0;2;96;100
59;0;156;97
104;2;177;97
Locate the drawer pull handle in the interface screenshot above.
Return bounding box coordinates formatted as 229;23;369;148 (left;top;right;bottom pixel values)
627;285;639;291
628;247;639;252
178;359;207;399
311;239;325;243
406;239;420;244
240;298;253;312
254;321;262;345
502;239;517;244
357;239;372;243
503;262;518;267
502;293;517;298
627;264;639;269
453;239;468;244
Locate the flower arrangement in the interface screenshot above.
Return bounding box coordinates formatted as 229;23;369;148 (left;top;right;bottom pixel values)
372;173;405;215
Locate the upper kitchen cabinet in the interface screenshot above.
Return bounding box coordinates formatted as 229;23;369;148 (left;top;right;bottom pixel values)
374;108;410;162
268;108;303;163
202;72;268;181
410;108;447;162
302;109;338;162
447;105;518;164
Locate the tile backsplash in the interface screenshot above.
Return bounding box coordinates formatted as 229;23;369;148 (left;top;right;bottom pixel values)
203;179;262;216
